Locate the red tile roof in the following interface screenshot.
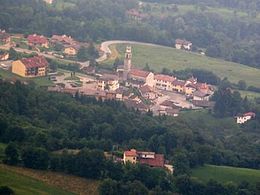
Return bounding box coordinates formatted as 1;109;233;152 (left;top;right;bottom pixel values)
130;69;151;78
172;80;186;86
124;149;137;157
51;35;76;45
139;154;164;168
28;34;48;45
155;74;176;82
21;56;48;69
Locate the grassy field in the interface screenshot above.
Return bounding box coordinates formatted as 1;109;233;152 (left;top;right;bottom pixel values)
0;165;74;195
105;43;260;88
0;164;100;195
192;164;260;184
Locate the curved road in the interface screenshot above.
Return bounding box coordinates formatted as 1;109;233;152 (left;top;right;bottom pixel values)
96;40;170;62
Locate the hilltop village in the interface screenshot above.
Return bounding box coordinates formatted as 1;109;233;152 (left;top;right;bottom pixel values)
0;30;216;116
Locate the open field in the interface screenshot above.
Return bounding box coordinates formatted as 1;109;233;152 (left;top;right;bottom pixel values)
192;164;260;184
0;164;100;195
104;43;260;88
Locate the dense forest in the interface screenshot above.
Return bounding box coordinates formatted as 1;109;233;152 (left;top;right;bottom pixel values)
1;0;260;68
0;80;259;194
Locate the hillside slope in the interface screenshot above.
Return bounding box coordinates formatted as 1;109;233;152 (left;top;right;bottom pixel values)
0;164;99;195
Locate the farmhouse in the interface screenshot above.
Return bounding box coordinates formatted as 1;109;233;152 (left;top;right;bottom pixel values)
12;56;48;77
175;39;192;50
155;74;176;91
123;149;173;173
236;112;256;124
123;149;164;168
27;34;49;48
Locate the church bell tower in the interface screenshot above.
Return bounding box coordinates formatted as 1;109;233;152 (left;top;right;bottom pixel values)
123;46;132;81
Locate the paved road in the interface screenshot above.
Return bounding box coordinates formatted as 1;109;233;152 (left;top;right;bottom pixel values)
96;40;171;62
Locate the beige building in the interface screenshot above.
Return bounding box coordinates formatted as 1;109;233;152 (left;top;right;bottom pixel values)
129;69;154;87
97;74;119;91
155;74;176;91
123;149;138;164
12;56;48;77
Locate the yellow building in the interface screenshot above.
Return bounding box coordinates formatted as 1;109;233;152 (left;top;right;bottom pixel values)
172;80;186;93
12;56;48;77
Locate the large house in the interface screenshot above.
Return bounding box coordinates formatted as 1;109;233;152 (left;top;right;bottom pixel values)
155;74;176;91
175;39;192;50
12;56;48;77
236;112;256;124
27;34;49;48
0;30;11;44
129;69;154;87
97;74;119;91
123;149;164;167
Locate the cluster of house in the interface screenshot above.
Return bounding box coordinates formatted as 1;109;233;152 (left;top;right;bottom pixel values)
235;112;256;124
94;46;214;109
123;149;173;173
26;34;86;56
